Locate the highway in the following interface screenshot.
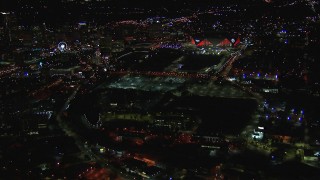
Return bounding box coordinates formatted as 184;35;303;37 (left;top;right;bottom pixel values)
210;44;271;153
56;86;107;172
305;0;320;18
109;48;245;80
56;84;139;179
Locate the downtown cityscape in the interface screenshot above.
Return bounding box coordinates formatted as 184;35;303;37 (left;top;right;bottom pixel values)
1;0;320;179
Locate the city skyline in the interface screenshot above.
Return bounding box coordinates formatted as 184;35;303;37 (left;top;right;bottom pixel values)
1;0;320;179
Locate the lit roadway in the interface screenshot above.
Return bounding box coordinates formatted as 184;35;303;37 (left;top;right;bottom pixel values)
57;44;263;177
56;84;136;179
109;47;246;80
111;45;268;147
56;86;107;172
305;0;320;19
211;44;268;151
0;66;20;77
